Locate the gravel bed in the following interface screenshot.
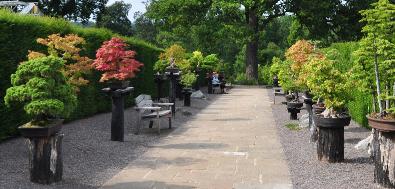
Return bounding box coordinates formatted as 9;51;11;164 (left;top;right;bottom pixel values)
0;89;218;189
270;92;381;189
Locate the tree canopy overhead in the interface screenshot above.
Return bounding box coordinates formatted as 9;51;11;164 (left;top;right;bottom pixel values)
144;0;375;80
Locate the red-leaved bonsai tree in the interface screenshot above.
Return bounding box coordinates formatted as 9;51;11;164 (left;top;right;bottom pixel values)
93;37;143;82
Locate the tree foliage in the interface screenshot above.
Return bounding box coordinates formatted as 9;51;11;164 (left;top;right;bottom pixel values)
28;34;93;91
33;0;108;24
4;56;77;125
93;37;144;82
352;0;395;116
290;0;377;42
96;1;133;36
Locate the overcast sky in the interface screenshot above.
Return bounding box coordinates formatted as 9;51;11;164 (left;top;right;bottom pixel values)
106;0;147;21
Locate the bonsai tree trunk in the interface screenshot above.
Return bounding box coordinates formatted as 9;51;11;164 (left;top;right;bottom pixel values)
245;7;259;80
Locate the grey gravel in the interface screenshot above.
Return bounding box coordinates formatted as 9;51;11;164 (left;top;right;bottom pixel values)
271;93;382;189
0;89;218;189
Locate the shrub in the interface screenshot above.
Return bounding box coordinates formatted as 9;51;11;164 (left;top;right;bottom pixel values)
0;10;161;140
234;73;258;85
258;64;272;85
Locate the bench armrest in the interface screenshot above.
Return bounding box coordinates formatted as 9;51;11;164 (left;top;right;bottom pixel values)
153;103;174;106
134;107;161;111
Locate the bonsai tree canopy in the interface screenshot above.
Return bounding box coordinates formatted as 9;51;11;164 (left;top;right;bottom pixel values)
180;72;197;88
4;56;77;126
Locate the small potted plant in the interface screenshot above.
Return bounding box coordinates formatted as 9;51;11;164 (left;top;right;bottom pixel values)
93;37;143;90
305;56;352;162
180;72;197;106
4;56;77;183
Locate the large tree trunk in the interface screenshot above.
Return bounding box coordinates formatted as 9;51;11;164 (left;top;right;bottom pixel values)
245;8;259;80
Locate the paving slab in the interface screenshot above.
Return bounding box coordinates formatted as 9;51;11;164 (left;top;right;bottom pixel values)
102;88;292;189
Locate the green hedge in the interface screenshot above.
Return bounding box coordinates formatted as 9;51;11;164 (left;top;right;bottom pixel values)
323;42;372;128
0;10;162;140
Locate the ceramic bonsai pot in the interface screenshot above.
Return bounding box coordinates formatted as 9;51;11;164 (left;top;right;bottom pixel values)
367;116;395;132
285;94;295;102
313;114;351;128
18;119;64;138
108;80;130;90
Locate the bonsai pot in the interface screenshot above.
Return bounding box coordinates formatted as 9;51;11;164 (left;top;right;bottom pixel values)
367;116;395;132
312;104;325;115
287;101;303;109
287;101;303;120
182;88;193;106
313;114;351;128
19;119;64;138
108;80;130;90
285;94;295;102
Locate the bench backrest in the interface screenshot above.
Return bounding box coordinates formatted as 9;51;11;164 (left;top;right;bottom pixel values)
135;94;153;114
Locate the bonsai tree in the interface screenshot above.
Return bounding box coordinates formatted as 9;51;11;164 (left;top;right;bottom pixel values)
154;44;189;73
93;37;143;82
277;40;324;98
352;0;395;119
28;34;93;91
180;72;198;89
305;56;351;117
4;56;77;126
286;40;324;92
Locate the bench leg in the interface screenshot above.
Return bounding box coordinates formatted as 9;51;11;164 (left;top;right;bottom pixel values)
168;117;172;129
135;116;142;135
149;121;153;128
157;117;161;135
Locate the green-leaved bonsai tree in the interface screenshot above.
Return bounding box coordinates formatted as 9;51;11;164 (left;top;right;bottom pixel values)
352;0;395;120
4;56;77;126
180;72;197;89
305;56;351;117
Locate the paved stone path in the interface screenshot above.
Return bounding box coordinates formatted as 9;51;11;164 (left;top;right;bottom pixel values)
102;88;292;189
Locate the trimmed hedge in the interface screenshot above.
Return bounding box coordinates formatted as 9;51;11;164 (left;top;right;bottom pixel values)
323;42;372;128
0;10;162;140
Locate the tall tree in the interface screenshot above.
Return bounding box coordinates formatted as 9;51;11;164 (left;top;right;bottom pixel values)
289;0;376;42
97;1;133;36
32;0;108;24
147;0;289;80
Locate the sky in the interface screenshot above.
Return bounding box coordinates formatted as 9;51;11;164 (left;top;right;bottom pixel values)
106;0;147;21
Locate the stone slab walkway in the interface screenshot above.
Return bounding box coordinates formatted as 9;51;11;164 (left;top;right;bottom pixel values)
102;88;292;189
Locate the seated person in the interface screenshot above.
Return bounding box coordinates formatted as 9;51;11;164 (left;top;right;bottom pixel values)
218;73;227;94
212;72;220;86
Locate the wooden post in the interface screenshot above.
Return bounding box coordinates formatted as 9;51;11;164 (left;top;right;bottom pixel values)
373;130;395;188
28;133;63;184
317;127;344;162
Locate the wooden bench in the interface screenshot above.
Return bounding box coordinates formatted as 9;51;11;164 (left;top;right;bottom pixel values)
134;94;173;134
273;87;285;104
